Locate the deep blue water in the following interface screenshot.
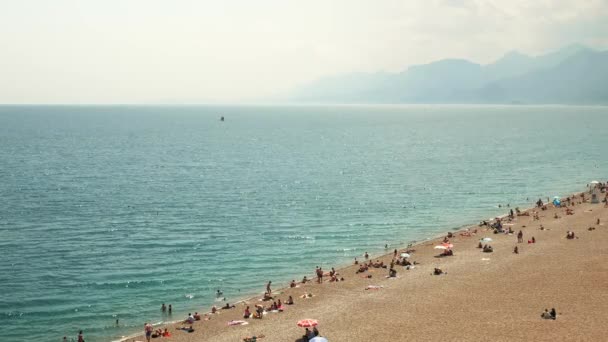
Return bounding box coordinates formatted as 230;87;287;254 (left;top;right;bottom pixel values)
0;105;606;341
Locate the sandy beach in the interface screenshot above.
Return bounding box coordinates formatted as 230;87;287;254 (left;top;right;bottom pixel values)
125;191;608;342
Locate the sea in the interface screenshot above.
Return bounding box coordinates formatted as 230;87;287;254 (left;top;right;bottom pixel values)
1;104;606;341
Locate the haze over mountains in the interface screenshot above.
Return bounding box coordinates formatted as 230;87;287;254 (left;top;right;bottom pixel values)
290;44;608;104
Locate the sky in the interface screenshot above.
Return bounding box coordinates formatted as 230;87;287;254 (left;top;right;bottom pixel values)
0;0;607;104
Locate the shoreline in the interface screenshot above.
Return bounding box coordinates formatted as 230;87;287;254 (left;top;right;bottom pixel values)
118;185;607;342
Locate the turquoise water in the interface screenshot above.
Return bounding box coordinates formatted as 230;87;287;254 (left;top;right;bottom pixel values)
0;105;606;341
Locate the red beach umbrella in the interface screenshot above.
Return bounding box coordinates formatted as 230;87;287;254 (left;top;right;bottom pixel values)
297;319;318;328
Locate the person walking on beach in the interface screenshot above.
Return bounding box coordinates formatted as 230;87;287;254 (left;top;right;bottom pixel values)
145;322;153;342
517;230;523;243
266;281;272;295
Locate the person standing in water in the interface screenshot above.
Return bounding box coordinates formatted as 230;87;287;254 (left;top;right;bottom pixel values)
266;281;272;295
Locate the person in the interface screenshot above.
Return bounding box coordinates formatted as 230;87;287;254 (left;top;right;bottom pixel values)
302;276;308;283
514;246;519;254
211;306;218;314
162;328;171;337
194;312;201;320
364;252;369;260
244;306;251;318
477;241;483;248
161;303;166;312
532;236;536;243
541;309;552;319
286;295;294;305
63;337;67;342
313;326;320;337
290;279;296;288
354;257;358;265
433;268;443;275
168;304;172;314
144;323;152;342
78;330;85;342
389;268;397;277
304;328;315;340
517;230;523;243
216;289;223;297
550;308;557;320
316;267;323;283
254;305;264;319
223;303;236;309
184;313;195;324
266;281;272;294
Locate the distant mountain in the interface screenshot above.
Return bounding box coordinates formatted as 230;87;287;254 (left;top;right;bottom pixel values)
478;49;608;104
290;44;607;104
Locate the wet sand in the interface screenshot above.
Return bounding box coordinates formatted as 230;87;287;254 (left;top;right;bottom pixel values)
125;193;608;342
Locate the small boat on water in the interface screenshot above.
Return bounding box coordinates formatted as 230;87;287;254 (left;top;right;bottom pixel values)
220;116;224;122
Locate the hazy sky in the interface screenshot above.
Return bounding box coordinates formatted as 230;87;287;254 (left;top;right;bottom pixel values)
1;0;607;104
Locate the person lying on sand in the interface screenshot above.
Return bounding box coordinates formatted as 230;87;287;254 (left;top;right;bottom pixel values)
566;231;576;239
433;268;444;275
178;325;194;333
438;249;453;257
242;334;265;342
222;303;236;310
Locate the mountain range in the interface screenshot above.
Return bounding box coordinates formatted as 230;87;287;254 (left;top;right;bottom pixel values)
290;44;608;104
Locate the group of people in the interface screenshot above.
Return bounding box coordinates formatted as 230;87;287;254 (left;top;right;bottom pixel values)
123;194;591;342
541;308;557;320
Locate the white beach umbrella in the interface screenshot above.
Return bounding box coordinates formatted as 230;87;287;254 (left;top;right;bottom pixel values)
310;337;329;342
400;253;411;258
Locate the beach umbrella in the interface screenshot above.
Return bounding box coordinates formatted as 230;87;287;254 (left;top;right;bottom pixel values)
590;181;600;184
400;253;411;258
309;337;328;342
441;243;454;248
434;245;448;250
297;319;318;328
480;237;492;242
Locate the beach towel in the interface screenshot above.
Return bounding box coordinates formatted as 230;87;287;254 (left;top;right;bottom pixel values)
228;320;249;326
